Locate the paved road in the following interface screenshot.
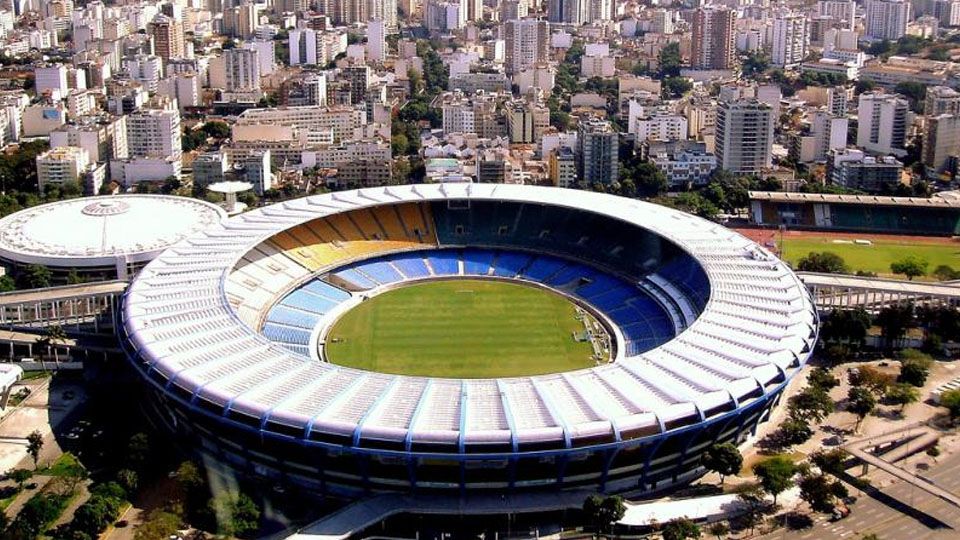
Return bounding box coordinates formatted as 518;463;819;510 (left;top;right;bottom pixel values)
760;451;960;539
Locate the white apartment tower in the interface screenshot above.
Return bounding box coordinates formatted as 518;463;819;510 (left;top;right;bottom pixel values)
772;11;808;68
503;18;549;75
715;99;774;174
367;19;386;63
864;0;911;40
224;47;261;92
126;108;182;161
856;91;909;156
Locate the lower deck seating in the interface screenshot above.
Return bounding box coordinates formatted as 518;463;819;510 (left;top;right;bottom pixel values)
259;248;701;359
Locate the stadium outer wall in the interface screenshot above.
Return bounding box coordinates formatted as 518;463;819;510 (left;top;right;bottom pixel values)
119;184;818;502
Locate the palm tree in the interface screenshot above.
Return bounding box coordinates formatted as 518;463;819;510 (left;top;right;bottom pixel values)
35;324;67;365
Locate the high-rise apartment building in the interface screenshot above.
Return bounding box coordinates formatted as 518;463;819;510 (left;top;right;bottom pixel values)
122;55;163;94
148;14;184;61
924;86;960;116
922;114;960;175
771;11;807;67
224;47;261;92
503;18;549;75
856;91;909;156
548;0;579;23
505;99;549;143
691;6;736;70
864;0;911;40
577;117;619;185
290;28;318;65
126;108;182;161
715;99;774;174
367;19;386;63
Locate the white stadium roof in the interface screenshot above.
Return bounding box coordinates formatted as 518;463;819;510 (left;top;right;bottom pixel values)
123;184;817;448
0;195;226;268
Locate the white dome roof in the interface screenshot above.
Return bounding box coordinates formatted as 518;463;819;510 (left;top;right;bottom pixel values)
0;195;226;268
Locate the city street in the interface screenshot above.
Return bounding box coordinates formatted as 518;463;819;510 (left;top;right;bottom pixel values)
760;450;960;539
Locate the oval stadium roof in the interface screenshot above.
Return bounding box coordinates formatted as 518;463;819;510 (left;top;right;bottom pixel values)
122;184;817;451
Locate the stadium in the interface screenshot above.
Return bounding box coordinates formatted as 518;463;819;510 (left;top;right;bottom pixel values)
119;184;818;500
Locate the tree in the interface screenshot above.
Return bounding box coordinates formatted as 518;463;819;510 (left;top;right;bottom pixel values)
37;324;67;362
115;469;138;494
19;264;51;289
808;367;839;391
7;468;32;490
820;308;871;345
933;264;959;281
796;252;848;274
799;473;848;512
886;382;920;412
0;274;14;292
941;388;960;420
891;256;928;280
787;386;835;423
707;521;729;540
210;492;261;538
810;448;848;476
26;430;43;468
876;303;915;349
201;120;231;140
847;387;877;431
741;50;770;78
777;416;815;447
663;76;693;98
658;42;682;78
848;365;895;395
895;81;927;112
126;433;150;471
898;349;933;387
702;442;742;485
753;456;797;505
174;460;204;493
662;517;701;540
582;494;626;536
65;268;84;285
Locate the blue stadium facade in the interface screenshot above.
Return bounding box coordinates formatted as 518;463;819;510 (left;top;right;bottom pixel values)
120;184;818;501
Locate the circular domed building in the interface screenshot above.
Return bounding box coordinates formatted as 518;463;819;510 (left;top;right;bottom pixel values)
0;195;226;282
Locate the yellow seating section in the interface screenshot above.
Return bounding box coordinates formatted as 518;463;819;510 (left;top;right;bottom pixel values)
268;203;438;272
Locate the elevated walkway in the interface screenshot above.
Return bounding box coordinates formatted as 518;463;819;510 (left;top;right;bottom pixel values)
798;272;960;311
843;426;960;509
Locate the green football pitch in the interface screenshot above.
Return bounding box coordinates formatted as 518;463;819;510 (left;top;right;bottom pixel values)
323;279;596;378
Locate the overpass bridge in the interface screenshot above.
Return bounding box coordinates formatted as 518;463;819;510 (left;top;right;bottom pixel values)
797;272;960;312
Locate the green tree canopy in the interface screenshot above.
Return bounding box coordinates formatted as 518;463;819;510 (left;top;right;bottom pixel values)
847;386;878;431
753;456;797;505
701;442;742;484
890;256;928;280
796;251;848;274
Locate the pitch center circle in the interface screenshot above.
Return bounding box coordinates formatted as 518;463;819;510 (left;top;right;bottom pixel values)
322;278;610;378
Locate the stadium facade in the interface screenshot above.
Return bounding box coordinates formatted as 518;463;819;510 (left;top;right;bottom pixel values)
120;184;817;500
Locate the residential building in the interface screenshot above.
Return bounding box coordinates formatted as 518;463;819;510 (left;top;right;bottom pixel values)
126;108;181;161
123;55;163;93
828;148;904;191
772;11;808;68
35;64;68;100
691;6;736;70
925;86;960;116
505;99;549;143
504;18;549;75
644;140;717;188
223;47;261;92
36;146;90;189
856;91;909;156
50;115;128;163
923;114;960;176
864;0;911;40
576;117;619;185
715;98;774;174
148;14;184;61
549;146;576;188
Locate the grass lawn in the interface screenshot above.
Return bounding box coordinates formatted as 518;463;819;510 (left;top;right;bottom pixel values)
780;237;960;278
43;452;83;477
324;279;595;378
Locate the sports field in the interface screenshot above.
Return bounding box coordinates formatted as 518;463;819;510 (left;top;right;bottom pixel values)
735;229;960;278
324;279;596;377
